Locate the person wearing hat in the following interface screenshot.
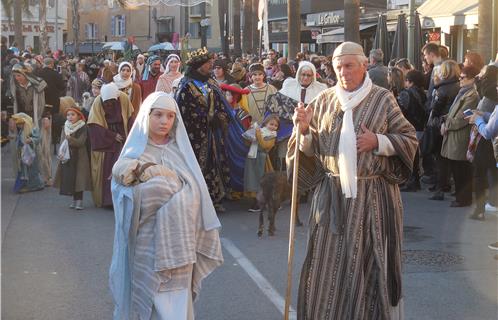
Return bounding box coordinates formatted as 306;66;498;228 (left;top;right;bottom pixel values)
212;59;235;85
10;112;45;193
289;42;418;319
134;54;146;81
156;54;183;94
139;55;163;101
87;83;134;207
54;105;92;210
113;61;142;118
175;47;231;212
68;59;90;104
244;63;277;124
10;63;53;186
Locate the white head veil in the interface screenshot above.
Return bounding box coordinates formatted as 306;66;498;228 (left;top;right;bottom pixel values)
118;92;221;230
113;61;133;90
164;54;181;74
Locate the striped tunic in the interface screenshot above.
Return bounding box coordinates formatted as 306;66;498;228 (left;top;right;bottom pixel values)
287;85;418;320
115;140;223;320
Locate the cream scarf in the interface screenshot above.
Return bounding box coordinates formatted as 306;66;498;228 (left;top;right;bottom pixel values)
64;119;85;136
334;73;372;199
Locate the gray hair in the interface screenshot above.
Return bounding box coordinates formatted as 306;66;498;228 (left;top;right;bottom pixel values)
43;57;54;67
369;49;384;63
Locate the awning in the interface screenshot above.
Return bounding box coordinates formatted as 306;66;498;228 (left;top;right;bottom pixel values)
417;0;478;33
316;23;376;44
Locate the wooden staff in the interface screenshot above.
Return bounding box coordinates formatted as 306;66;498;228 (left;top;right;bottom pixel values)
284;119;301;320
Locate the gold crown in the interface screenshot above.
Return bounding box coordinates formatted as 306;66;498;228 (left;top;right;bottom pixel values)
187;47;210;60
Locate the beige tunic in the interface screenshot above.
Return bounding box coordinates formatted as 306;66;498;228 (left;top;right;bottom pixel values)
287;85;418;320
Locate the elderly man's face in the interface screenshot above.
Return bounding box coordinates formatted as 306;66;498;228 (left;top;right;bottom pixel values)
298;68;314;87
333;55;367;91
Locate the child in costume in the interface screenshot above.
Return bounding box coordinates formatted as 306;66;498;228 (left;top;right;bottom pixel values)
243;114;279;212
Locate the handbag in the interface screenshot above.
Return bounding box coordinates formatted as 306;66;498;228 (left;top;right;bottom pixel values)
420;110;443;155
466;126;482;163
58;139;71;164
21;144;36;166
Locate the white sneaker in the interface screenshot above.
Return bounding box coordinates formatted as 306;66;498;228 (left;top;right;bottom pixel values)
485;203;498;212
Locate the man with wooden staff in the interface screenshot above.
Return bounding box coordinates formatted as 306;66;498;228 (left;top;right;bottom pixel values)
287;42;418;320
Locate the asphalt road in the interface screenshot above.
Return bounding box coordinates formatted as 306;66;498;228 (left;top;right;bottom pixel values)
2;152;497;320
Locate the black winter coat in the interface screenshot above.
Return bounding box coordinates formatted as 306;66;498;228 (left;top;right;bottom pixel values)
36;67;66;114
397;86;427;131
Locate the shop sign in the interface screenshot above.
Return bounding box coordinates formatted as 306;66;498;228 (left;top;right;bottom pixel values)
428;31;440;42
307;10;344;27
1;23;55;33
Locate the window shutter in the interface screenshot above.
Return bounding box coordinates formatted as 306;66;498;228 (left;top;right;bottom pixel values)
121;15;126;36
111;16;116;36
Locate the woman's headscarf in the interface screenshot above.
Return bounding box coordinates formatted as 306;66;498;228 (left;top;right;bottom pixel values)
118;92;221;231
164;54;181;74
113;61;133;90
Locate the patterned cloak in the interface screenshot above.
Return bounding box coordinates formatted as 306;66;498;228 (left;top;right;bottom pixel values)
287;85;418;320
175;77;231;205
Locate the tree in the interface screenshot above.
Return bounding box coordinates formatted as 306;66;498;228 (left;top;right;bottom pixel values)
251;0;259;54
71;0;80;56
478;0;493;62
287;0;300;60
40;0;49;54
233;0;241;56
344;0;360;43
242;0;252;53
1;0;32;49
218;0;229;55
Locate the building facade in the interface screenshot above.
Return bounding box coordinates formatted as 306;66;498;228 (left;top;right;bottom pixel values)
65;0;222;55
1;0;69;53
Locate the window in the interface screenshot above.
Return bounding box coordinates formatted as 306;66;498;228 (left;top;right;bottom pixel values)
189;22;200;39
157;17;174;33
189;3;211;17
188;22;211;39
85;23;98;40
111;15;126;37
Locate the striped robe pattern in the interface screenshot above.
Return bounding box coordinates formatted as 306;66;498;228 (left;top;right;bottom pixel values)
287;85;418;320
115;141;223;320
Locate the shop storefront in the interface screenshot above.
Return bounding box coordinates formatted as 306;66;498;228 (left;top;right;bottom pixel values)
418;0;478;61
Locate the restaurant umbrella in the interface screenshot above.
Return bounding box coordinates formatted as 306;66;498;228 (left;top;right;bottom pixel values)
373;14;390;66
412;12;424;71
390;13;408;63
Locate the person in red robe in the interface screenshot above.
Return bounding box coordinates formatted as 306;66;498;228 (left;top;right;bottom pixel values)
139;55;163;101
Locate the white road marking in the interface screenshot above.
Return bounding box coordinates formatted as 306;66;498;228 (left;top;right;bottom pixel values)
221;237;297;320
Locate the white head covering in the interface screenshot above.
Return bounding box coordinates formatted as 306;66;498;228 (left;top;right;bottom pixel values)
279;61;327;103
100;83;120;101
113;61;133;89
164;54;181;74
118;92;221;230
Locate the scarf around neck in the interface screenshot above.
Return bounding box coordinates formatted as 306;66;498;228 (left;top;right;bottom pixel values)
334;73;373;199
64;119;85;136
113;74;133;90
